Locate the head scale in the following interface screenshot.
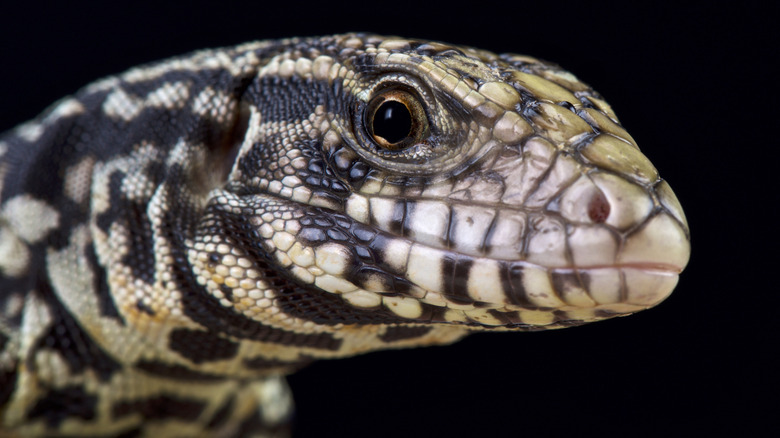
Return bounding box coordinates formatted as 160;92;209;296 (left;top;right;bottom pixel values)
193;34;690;357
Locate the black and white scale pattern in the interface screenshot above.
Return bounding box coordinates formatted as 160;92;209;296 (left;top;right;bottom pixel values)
0;34;690;436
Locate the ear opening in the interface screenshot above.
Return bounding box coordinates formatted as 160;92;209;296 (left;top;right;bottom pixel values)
219;101;251;185
202;100;251;192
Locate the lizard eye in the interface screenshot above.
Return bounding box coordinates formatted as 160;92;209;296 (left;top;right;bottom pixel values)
365;89;428;150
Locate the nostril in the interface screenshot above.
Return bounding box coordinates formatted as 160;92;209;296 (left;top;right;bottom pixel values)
588;190;610;223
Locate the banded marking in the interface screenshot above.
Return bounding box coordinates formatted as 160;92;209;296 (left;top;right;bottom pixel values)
26;385;97;428
206;395;235;430
33;277;122;382
403;199;450;247
378;325;433;342
169;329;240;364
135;360;227;382
112;394;206;422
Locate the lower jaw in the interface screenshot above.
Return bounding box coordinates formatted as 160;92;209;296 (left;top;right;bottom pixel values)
431;267;680;329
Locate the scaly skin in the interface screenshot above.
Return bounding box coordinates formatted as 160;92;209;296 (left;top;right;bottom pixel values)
0;34;690;437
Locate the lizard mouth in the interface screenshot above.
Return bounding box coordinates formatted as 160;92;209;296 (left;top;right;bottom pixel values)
233;189;688;329
399;259;683;329
553;262;684;274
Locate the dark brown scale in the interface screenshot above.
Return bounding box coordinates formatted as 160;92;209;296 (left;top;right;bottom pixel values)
219;284;235;302
33;277;121;382
27;385;97;428
550;271;587;297
112;395;206;422
243;355;312;371
378;326;432;342
440;253;474;303
84;244;125;324
135;361;227;382
351;224;377;243
135;300;155;315
348;161;369;182
206;396;235;430
502;262;533;307
0;367;18;407
354;246;374;263
168;328;240;364
326;228;349;241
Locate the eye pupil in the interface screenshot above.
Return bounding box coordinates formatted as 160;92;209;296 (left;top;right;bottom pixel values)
372;100;412;144
364;88;428;152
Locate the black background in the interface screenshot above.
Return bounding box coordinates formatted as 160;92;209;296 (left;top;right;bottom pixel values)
1;2;775;437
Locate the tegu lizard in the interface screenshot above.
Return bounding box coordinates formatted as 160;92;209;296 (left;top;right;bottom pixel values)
0;34;690;437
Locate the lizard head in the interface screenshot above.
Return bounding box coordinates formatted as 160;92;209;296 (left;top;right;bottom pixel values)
190;34;689;354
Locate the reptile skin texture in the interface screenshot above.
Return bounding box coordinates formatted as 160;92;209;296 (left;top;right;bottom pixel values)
0;34;690;437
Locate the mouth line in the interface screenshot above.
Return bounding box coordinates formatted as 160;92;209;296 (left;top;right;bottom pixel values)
239;193;684;279
550;262;683;274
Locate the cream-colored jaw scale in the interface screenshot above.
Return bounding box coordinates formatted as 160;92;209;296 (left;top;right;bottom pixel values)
239;35;690;330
